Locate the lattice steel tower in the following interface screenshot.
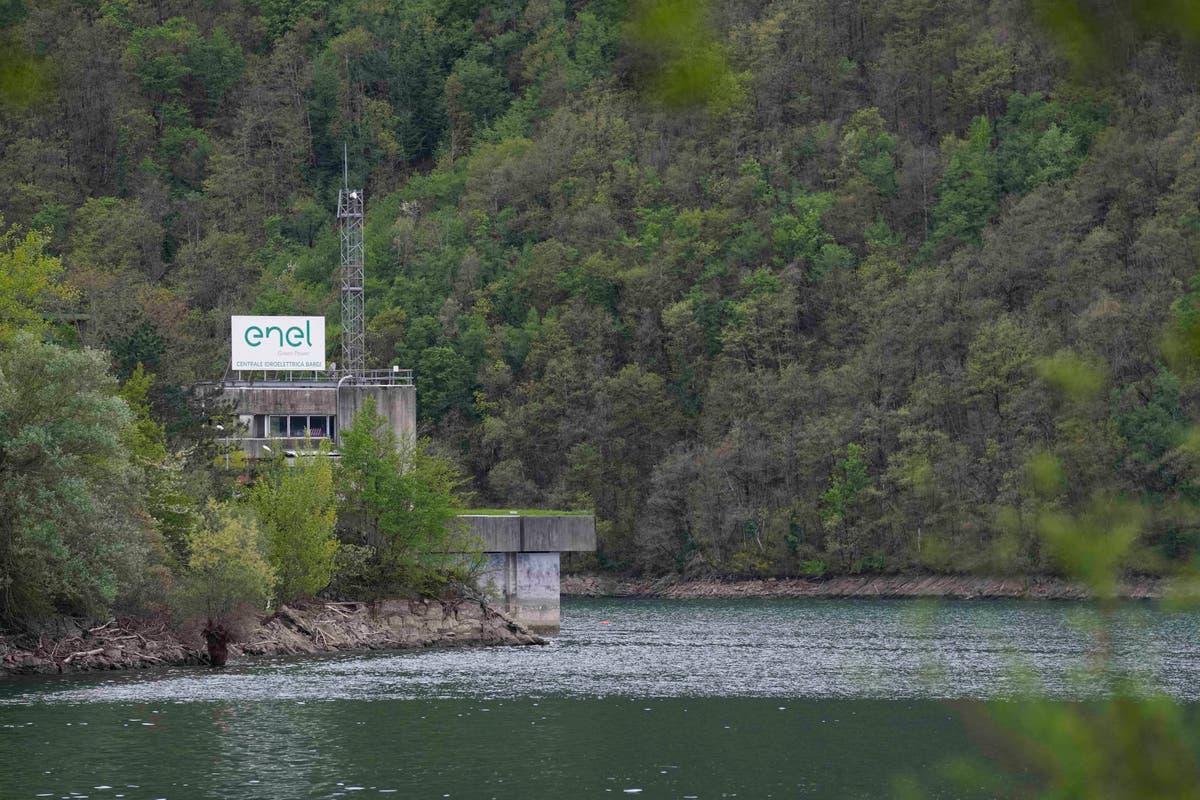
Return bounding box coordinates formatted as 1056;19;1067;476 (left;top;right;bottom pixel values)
337;150;365;378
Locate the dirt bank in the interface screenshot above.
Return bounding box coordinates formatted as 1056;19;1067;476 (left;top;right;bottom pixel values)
0;597;543;676
562;573;1164;600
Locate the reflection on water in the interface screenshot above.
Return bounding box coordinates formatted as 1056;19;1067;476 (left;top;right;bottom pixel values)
0;598;1194;799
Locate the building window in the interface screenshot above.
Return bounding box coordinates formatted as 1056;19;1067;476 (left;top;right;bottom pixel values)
267;415;335;440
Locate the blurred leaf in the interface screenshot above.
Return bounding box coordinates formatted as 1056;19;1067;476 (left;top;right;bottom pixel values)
0;33;48;108
1038;495;1143;599
1028;451;1067;498
625;0;746;112
1034;351;1106;401
1034;0;1200;73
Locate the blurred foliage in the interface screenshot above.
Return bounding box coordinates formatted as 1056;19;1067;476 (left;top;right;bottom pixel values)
986;692;1200;799
920;339;1200;800
624;0;746;111
1035;0;1200;72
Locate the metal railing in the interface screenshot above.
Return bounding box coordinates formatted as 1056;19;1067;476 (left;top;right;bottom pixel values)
221;367;413;387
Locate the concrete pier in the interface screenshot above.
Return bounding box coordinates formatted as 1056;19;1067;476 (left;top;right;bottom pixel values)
465;515;596;633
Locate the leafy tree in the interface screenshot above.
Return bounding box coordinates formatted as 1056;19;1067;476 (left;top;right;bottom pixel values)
838;108;898;197
119;363;201;565
923;115;999;254
336;398;469;595
820;443;876;570
416;344;475;421
124;18;244;118
255;0;332;40
0;223;76;340
445;58;510;158
249;443;338;602
994;93;1098;195
179;500;275;620
771;191;836;273
0;336;154;623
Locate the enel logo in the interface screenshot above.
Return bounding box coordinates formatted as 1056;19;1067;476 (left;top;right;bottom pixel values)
243;320;313;348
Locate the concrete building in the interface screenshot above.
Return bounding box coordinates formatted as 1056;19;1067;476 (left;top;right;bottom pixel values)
205;370;595;633
203;368;415;459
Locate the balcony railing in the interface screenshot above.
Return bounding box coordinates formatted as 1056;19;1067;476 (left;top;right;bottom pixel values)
221;367;413;388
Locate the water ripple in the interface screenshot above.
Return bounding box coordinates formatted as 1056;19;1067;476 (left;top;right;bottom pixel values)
2;597;1196;705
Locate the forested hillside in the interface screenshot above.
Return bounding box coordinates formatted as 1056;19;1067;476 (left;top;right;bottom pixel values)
5;0;1200;579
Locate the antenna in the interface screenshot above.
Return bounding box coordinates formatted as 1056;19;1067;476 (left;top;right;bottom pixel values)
337;145;365;378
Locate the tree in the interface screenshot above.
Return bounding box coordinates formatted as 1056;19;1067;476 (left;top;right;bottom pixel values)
118;363;201;566
336;399;469;595
179;501;275;621
249;443;338;603
820;443;877;570
0;223;76;340
0;336;155;623
922;115;999;255
838;108;898;197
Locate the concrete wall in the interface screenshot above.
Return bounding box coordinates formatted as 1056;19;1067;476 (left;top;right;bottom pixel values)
464;516;522;552
337;384;416;446
479;552;561;634
221;386;337;415
521;516;596;552
461;515;596;553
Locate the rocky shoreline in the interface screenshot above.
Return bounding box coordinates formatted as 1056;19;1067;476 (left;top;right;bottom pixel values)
1;597;544;676
561;573;1165;600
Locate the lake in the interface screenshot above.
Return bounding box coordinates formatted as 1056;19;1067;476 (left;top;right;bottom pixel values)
1;597;1197;798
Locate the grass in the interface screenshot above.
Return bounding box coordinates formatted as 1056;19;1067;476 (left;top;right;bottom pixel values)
459;508;593;516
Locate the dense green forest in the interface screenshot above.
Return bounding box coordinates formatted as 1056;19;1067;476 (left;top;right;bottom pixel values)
5;0;1200;602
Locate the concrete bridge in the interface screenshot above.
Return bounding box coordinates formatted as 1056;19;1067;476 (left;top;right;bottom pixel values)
463;514;596;634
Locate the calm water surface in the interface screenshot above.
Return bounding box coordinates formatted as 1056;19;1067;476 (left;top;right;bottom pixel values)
0;597;1196;798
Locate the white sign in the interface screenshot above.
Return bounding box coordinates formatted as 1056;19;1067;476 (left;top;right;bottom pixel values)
231;316;325;371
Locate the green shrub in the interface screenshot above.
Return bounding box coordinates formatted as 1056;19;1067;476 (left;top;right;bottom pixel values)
177;501;275;620
798;559;828;578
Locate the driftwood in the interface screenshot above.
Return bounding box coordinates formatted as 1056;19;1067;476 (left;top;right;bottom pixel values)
63;647;105;663
5;600;543;675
